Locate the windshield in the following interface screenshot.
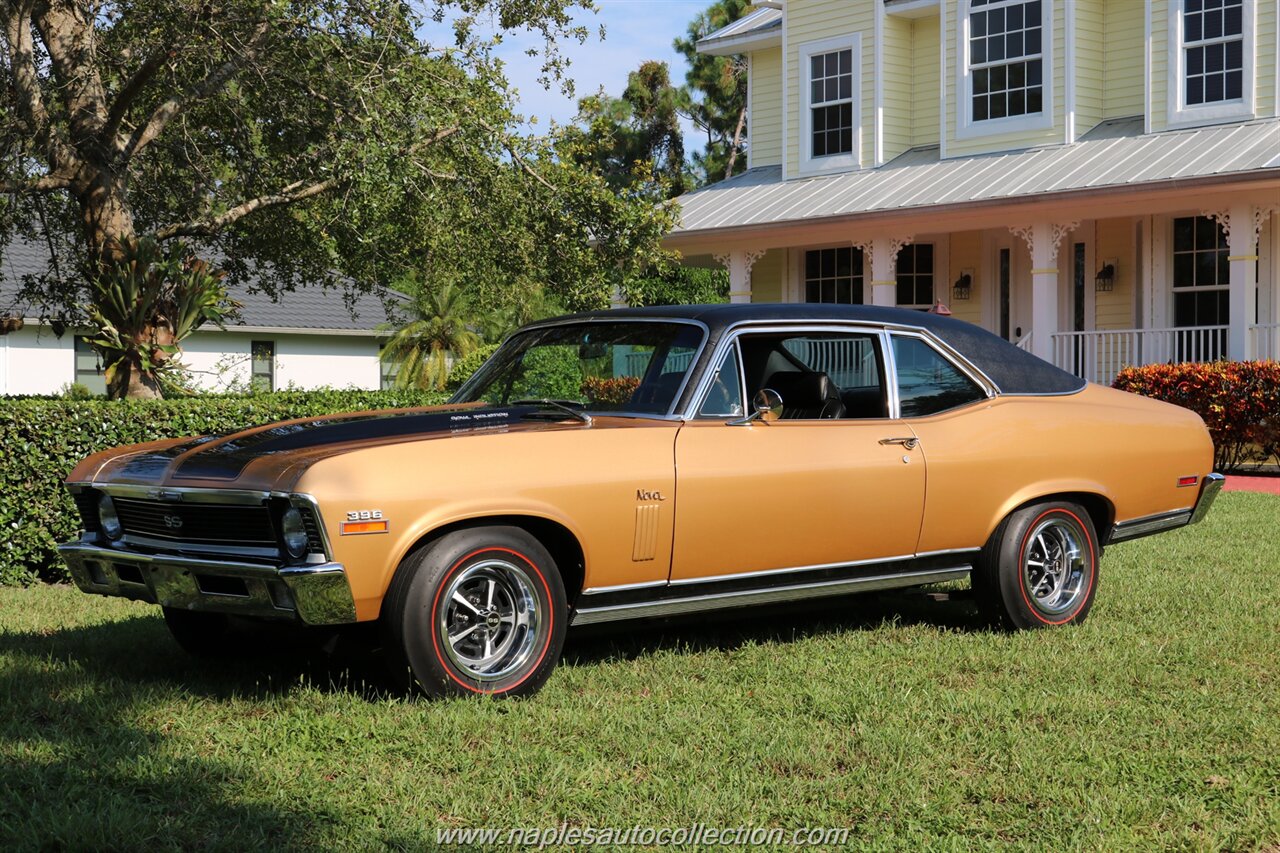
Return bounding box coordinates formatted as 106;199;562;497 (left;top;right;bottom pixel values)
452;321;705;415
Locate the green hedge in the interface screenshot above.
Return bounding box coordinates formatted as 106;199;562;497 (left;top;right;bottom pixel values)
2;389;449;586
1113;361;1280;472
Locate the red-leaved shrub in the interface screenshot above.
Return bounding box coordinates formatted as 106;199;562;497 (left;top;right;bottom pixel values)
580;375;642;406
1112;361;1280;472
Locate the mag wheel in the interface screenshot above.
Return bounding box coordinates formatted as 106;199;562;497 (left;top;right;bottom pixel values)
381;526;566;699
975;501;1100;630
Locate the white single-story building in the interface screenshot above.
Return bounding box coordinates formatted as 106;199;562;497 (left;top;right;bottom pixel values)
1;239;403;395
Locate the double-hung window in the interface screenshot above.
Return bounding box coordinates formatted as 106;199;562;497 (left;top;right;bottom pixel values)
1171;0;1254;125
800;35;860;174
962;0;1050;134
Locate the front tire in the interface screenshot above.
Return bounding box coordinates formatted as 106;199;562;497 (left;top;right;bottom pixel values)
381;526;567;699
974;501;1100;630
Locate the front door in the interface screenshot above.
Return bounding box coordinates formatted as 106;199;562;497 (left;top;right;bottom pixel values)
670;328;926;582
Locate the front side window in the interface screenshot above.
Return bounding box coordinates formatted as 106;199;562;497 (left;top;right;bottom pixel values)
1183;0;1244;105
892;335;985;417
454;321;704;415
735;330;888;420
969;0;1044;122
895;244;935;309
804;247;864;305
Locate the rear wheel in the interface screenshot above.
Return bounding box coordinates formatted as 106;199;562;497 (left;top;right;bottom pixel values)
381;526;567;699
974;501;1100;630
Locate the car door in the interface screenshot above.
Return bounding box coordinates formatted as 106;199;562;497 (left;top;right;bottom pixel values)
670;326;927;583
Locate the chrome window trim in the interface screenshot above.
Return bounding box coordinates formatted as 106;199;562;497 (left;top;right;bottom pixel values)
682;321;903;421
449;316;712;419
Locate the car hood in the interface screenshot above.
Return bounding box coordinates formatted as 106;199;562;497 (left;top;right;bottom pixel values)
69;402;637;493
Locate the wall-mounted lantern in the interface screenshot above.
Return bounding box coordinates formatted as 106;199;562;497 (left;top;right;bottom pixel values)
952;269;973;300
1095;261;1116;292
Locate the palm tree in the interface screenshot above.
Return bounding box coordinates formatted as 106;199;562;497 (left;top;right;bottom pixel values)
381;281;481;391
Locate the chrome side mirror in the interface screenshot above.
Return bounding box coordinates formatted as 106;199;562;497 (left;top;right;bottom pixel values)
729;388;783;426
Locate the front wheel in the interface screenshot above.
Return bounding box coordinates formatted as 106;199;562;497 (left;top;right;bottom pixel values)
380;526;567;699
974;501;1100;630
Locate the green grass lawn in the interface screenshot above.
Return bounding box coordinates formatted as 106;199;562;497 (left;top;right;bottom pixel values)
2;492;1278;850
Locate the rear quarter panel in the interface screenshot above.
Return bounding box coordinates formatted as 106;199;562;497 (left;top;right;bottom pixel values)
909;384;1214;553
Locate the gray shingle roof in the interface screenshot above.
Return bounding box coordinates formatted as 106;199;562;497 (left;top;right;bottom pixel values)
1;237;404;333
696;7;782;53
671;117;1280;237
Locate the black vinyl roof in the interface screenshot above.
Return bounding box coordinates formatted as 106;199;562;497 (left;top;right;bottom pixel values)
543;303;1087;397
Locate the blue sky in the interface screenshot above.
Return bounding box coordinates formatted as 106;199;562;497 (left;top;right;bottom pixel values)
426;1;712;134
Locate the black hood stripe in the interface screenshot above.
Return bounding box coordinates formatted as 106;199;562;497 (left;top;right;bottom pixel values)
172;405;543;480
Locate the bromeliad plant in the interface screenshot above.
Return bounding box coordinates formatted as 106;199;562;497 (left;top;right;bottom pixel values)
86;238;236;399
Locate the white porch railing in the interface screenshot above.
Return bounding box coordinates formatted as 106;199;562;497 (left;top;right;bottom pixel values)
1049;326;1228;386
1015;332;1033;352
1251;323;1280;361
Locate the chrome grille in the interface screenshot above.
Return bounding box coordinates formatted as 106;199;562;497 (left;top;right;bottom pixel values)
112;498;277;547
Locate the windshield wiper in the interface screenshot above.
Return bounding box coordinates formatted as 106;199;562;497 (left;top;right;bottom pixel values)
513;399;593;426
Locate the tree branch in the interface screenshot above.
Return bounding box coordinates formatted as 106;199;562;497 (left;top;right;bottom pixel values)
118;19;271;162
0;173;73;193
154;177;339;239
104;47;173;142
2;2;77;173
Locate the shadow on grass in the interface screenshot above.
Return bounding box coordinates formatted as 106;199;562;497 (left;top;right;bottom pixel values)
1;587;986;702
0;590;983;846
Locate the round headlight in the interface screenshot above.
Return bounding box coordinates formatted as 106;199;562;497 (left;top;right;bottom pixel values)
281;507;308;558
98;494;122;540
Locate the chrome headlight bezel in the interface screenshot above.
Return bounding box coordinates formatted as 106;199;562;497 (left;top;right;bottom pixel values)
97;493;123;540
281;507;309;558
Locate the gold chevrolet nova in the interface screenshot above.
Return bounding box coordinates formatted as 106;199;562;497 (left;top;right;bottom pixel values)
59;304;1222;698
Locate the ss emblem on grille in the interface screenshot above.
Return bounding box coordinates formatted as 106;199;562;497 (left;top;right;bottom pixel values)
163;514;184;529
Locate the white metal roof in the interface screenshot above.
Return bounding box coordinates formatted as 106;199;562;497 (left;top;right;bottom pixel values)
696;7;783;55
672;117;1280;236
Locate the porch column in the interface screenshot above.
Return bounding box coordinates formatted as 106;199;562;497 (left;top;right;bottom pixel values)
1207;205;1277;360
856;236;911;307
714;249;766;304
1010;221;1078;362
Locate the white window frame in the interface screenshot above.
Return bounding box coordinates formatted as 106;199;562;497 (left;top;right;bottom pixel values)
956;0;1054;139
1167;0;1255;129
798;33;861;176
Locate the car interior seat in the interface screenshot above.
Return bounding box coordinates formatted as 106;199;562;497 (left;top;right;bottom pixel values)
762;370;846;419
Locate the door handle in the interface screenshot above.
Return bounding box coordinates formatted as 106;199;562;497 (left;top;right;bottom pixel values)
879;436;919;450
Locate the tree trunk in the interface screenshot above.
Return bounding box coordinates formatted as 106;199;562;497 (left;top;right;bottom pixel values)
724;103;747;180
78;167;136;264
108;359;163;400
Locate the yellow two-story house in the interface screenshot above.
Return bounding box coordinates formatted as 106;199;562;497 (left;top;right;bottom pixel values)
664;0;1280;382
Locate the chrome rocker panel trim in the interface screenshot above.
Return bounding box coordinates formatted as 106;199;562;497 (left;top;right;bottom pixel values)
571;565;970;626
1108;473;1225;544
57;541;357;625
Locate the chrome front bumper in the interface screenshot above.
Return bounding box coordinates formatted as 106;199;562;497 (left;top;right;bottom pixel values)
1109;472;1226;544
58;541;358;625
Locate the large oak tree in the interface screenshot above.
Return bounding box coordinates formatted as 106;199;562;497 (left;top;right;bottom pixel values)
1;0;676;396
